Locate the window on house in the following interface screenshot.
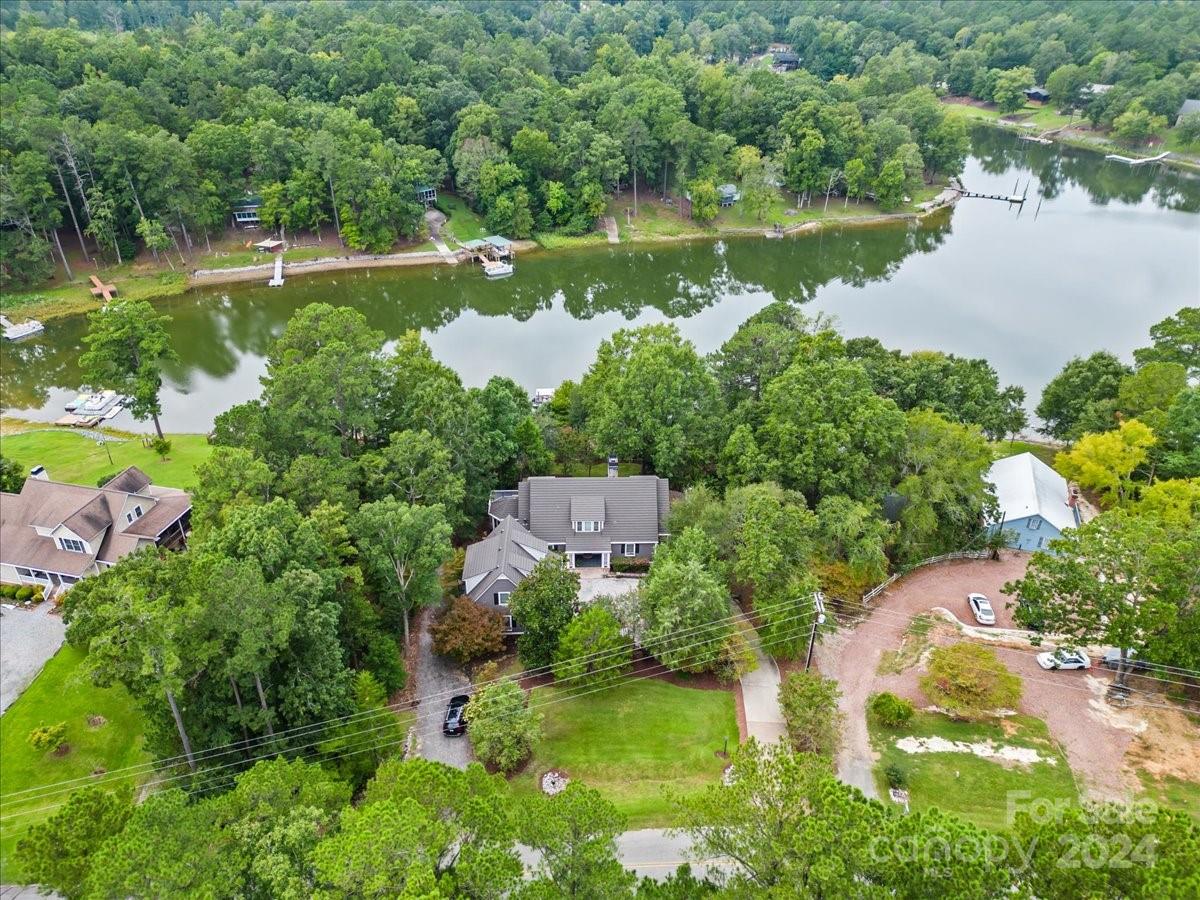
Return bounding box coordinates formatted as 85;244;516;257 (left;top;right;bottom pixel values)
503;615;514;631
1027;518;1041;530
495;591;510;607
573;520;602;533
59;538;86;553
622;543;637;556
16;567;33;578
126;505;144;524
1037;537;1044;548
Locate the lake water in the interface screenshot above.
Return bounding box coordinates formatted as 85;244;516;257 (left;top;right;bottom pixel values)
2;128;1197;434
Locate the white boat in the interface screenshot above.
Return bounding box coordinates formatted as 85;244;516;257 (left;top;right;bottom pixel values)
65;390;127;417
0;315;44;341
482;260;514;279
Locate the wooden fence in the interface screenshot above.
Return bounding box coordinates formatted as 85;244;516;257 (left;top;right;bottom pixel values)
860;549;993;606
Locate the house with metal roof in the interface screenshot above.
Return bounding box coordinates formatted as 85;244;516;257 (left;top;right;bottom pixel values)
465;475;670;626
1;465;191;593
985;452;1081;551
1176;98;1200;122
717;184;741;207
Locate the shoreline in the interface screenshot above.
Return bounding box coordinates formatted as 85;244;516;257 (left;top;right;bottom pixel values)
8;206;952;325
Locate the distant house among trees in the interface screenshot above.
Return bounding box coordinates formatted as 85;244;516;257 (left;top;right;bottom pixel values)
1176;98;1200;122
231;195;261;228
717;184;741;207
772;50;800;72
985;452;1081;551
1023;87;1050;103
415;185;438;207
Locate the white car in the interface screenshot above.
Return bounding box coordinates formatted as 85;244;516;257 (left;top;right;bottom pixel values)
967;593;996;626
1036;649;1091;671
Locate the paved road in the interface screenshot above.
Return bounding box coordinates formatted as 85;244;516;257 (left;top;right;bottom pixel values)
1;601;66;713
410;610;473;769
519;829;734;882
740;626;786;745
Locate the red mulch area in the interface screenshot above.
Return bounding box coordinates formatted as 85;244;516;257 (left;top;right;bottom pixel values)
518;649;732;693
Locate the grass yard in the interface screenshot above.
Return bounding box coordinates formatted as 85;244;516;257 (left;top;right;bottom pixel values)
992;439;1061;467
196;244;335;270
0;426;212;490
1137;771;1200;824
438;194;487;244
0;645;150;882
534;231;611;250
943;100;1076;132
510;679;738;827
1;270;189;321
870;711;1078;832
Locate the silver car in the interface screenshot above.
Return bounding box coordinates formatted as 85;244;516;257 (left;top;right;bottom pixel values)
1036;649;1091;671
967;593;996;626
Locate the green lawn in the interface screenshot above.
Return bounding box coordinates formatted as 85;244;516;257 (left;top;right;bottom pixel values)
870;711;1078;832
943;100;1076;132
0;428;212;490
1;270;188;320
510;679;738;827
438;194;487;244
0;645;150;882
534;231;611;250
993;439;1060;467
196;245;335;270
1137;771;1200;824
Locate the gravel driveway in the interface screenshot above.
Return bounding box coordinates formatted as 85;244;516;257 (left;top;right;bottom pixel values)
410;608;473;769
1;601;66;713
816;551;1134;802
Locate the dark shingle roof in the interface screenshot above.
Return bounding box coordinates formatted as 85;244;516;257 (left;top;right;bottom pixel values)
462;516;550;602
101;466;151;494
516;476;669;547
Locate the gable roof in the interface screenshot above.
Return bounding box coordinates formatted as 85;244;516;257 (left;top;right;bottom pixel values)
987;453;1078;533
516;476;669;549
462;516;550;602
1178;98;1200;119
1;474;191;577
101;466;152;495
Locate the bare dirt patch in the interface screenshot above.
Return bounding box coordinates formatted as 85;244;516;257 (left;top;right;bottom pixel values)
1124;708;1200;785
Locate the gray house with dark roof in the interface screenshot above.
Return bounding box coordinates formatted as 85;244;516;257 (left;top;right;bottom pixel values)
466;475;670;631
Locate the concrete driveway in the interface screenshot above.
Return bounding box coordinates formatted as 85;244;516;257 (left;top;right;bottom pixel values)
576;574;641;605
740;628;786;745
410;608;473;769
1;601;66;713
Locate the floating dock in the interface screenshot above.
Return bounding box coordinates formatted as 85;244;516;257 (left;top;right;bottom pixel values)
1;314;44;340
1104;151;1170;166
268;254;284;287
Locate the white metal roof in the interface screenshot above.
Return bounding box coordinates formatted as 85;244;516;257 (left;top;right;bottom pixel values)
986;452;1077;533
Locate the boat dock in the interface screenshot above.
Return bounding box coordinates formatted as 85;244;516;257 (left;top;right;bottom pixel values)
1104;151;1170;166
268;253;284;287
1;314;44;340
462;235;515;278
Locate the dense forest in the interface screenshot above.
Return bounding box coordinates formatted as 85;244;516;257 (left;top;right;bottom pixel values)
4;0;1197;287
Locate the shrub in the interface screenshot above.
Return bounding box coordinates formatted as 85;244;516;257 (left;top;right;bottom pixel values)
869;691;915;728
779;672;844;758
1;583;18;599
440;547;466;596
151;437;172;461
16;586;34;602
609;557;650;574
361;630;407;695
553;604;631;687
94;471;118;488
31;586;45;603
920;643;1022;719
29;722;69;754
884;763;908;789
465;664;542;774
431;596;506;665
713;630;757;684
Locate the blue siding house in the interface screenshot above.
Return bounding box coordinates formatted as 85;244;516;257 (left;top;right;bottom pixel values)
986;452;1081;551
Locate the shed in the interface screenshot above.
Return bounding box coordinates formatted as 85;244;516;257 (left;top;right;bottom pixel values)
1024;87;1050;103
416;184;437;206
717;184;741;207
254;238;285;253
231;195;262;227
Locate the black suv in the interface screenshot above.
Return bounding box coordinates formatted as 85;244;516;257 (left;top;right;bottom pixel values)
443;694;470;736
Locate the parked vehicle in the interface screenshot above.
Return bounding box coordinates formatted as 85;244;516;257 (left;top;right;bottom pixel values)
1101;649;1148;672
443;694;470;736
1036;649;1091;671
967;593;996;626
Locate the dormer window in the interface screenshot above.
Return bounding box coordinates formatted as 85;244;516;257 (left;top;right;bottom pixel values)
126;505;144;524
59;537;86;553
573;520;602;533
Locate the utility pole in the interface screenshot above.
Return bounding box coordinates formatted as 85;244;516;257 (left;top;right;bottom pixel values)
804;592;827;671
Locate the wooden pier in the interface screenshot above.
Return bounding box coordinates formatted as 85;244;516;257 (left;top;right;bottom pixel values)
956;190;1025;204
89;274;117;302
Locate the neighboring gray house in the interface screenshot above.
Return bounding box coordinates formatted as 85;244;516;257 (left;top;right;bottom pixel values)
462;516;550;633
466;475;670;630
1176;97;1200;122
986;452;1081;551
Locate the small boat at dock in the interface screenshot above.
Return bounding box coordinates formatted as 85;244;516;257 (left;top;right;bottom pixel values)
63;389;127;417
1;315;44;340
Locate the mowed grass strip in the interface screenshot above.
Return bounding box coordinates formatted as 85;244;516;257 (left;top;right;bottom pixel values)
870;711;1079;832
0;428;212;490
511;678;738;828
0;645;150;882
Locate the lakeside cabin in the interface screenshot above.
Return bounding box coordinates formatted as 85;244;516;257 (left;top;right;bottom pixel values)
1023;86;1050;103
717;184;741;207
416;184;438;207
232;195;262;228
